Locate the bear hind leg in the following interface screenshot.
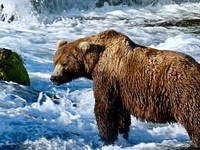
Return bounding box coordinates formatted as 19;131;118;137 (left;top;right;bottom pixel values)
179;109;200;148
187;127;200;148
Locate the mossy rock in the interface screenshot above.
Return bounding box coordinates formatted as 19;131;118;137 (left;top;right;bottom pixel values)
0;48;30;86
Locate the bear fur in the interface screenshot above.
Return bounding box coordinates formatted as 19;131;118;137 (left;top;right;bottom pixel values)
51;30;200;148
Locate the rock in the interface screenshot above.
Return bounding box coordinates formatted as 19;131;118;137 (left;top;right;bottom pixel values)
0;80;59;106
0;48;30;86
0;4;16;23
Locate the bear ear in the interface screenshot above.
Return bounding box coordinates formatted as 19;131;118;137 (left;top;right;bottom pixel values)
56;39;68;49
78;42;90;54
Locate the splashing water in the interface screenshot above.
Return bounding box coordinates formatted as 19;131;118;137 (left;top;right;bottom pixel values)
0;0;200;149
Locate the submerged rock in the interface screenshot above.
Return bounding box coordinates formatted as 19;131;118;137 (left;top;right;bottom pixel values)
0;80;59;107
0;48;30;86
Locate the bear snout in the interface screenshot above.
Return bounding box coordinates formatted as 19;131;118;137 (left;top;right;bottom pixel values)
50;72;72;85
50;75;62;85
50;75;57;82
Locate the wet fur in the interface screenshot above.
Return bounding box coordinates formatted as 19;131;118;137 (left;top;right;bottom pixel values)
52;30;200;147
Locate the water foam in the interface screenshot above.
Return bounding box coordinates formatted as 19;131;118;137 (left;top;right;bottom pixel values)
0;0;199;23
0;1;199;149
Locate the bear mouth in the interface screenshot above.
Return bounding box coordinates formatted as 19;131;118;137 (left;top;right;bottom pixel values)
50;74;73;86
51;81;62;86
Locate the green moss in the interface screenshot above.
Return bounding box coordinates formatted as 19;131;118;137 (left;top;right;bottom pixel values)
0;48;30;86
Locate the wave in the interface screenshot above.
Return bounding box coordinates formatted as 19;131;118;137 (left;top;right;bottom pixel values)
30;0;200;13
0;0;200;23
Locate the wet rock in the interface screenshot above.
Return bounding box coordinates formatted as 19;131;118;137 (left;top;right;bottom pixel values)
0;4;16;23
0;48;30;86
95;0;133;7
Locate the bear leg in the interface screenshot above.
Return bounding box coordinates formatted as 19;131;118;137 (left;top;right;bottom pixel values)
94;96;119;145
93;76;121;145
186;127;200;148
176;104;200;148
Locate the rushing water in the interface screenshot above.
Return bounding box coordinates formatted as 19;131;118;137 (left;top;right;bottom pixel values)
0;0;200;149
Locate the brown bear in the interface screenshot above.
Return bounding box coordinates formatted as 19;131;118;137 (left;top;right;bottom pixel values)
51;30;200;148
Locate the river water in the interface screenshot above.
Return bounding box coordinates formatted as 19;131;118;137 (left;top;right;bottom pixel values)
0;0;200;149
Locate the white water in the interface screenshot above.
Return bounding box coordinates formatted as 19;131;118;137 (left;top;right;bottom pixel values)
0;0;200;149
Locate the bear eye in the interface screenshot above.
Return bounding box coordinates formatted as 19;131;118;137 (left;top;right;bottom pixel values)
62;63;68;68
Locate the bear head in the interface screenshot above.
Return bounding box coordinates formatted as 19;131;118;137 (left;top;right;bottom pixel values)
51;39;102;85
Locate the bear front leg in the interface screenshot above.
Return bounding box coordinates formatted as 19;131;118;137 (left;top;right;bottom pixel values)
118;106;131;139
94;98;119;145
93;77;120;145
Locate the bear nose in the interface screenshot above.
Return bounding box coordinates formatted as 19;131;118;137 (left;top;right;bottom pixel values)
50;76;57;82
